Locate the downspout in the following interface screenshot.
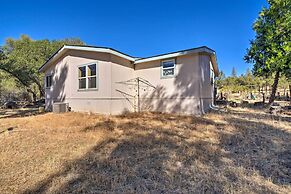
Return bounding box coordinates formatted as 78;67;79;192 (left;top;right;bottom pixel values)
110;54;112;114
133;61;137;112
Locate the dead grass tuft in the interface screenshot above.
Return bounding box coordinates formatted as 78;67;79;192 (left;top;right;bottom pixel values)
0;108;290;193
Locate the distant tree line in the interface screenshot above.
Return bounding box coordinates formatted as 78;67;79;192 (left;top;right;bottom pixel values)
216;67;291;101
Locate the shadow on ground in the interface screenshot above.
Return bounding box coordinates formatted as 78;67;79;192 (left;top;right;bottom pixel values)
23;111;290;193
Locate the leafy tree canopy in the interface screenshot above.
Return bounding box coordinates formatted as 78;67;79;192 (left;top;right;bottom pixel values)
245;0;290;76
0;35;84;100
244;0;291;103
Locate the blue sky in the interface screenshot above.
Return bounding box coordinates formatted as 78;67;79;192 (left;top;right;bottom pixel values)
0;0;268;76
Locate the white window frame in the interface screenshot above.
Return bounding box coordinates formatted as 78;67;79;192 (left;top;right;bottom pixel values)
46;74;52;88
78;62;98;91
161;59;176;78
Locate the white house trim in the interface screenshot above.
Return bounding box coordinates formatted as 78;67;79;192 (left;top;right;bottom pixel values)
64;46;135;61
135;47;213;64
39;45;219;76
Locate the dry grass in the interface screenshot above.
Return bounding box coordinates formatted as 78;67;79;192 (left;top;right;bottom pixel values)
0;108;290;193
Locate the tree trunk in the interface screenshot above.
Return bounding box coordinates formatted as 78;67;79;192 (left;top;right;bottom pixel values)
0;68;38;102
258;86;261;94
268;71;280;104
27;88;37;102
289;84;291;100
33;77;44;98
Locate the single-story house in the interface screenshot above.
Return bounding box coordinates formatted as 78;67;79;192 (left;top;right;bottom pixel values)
39;45;219;115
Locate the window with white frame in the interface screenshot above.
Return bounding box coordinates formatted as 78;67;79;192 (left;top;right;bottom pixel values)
78;63;97;90
161;59;175;78
46;75;52;88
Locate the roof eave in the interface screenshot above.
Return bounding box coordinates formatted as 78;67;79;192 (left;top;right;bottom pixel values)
39;45;136;73
39;45;219;76
134;47;219;76
39;46;67;73
210;54;219;77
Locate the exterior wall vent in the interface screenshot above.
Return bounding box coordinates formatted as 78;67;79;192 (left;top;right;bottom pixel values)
53;102;69;113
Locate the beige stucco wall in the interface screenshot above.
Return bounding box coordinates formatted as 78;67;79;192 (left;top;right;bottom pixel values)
45;50;135;114
44;51;214;115
44;52;70;111
109;54;135;114
135;53;214;114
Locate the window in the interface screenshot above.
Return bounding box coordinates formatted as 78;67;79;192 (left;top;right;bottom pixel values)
161;59;175;78
78;63;98;90
46;75;52;88
78;66;86;89
88;64;97;88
